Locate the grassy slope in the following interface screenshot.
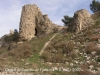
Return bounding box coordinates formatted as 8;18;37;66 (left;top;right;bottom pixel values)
0;12;100;75
0;34;54;68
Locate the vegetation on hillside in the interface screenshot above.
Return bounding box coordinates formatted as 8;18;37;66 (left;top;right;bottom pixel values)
0;0;100;75
90;0;100;13
62;15;73;26
4;29;19;43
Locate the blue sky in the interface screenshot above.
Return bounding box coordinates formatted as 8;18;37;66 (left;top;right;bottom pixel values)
0;0;98;37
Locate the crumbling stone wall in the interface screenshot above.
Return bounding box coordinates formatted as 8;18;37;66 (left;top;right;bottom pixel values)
19;4;38;41
67;9;94;32
19;4;62;41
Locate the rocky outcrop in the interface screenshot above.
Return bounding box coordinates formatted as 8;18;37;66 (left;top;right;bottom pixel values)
10;30;14;35
67;9;94;32
19;4;62;41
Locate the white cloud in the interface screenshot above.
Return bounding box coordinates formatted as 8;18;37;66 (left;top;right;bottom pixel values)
0;0;93;37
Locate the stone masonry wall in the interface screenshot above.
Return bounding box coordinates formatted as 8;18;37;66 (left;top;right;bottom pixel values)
67;9;94;32
19;4;38;41
19;4;62;41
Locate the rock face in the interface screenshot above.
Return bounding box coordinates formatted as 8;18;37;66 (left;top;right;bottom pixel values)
67;9;94;32
19;4;62;41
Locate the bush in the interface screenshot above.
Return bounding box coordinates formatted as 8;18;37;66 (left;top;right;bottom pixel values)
90;0;100;13
53;53;64;63
97;56;100;62
62;15;73;26
85;42;98;54
96;48;100;55
41;51;64;63
4;29;19;43
42;41;75;63
8;43;33;58
70;51;78;58
89;35;99;41
85;30;92;37
41;51;52;62
62;42;74;54
4;35;14;43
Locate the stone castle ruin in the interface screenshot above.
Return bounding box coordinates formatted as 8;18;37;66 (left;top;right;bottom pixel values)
19;4;62;41
67;9;94;32
19;4;94;41
0;4;96;49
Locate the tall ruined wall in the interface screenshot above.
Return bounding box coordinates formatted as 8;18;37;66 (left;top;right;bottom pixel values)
19;4;62;41
36;14;61;35
19;4;38;41
67;9;94;32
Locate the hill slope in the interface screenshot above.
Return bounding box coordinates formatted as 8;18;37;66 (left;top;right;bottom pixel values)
0;11;100;75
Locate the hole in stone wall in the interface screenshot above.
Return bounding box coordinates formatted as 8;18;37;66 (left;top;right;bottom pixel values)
35;28;37;35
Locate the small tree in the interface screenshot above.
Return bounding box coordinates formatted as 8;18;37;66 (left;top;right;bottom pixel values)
90;0;100;13
13;29;19;42
62;15;73;26
14;29;18;34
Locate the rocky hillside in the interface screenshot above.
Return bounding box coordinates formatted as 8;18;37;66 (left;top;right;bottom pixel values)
0;9;100;75
41;19;100;75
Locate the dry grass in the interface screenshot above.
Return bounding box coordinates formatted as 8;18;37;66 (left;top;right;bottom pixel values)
79;37;86;43
41;41;76;63
85;30;93;37
89;35;99;41
52;53;64;63
41;51;52;62
96;56;100;62
70;50;78;58
85;42;98;54
65;42;74;53
62;42;76;58
0;43;33;59
92;10;100;19
9;43;33;58
96;49;100;55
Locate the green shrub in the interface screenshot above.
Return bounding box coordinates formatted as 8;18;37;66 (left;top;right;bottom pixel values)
62;15;73;26
90;0;100;13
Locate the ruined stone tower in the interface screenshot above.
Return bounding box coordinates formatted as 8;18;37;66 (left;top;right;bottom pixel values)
67;9;94;32
19;4;62;41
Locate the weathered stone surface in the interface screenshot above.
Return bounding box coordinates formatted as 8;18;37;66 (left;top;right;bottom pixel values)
19;4;37;41
67;9;94;32
19;4;62;41
10;30;14;34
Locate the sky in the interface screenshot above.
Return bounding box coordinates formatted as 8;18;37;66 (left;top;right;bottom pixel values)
0;0;98;37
